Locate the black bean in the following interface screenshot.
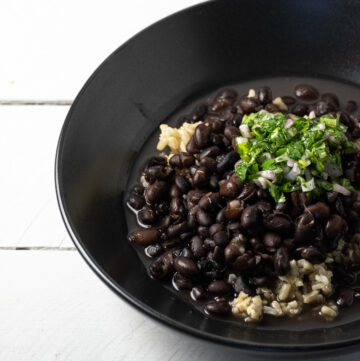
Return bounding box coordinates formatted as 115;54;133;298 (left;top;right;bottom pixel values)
219;179;239;198
233;276;251;294
158;215;171;232
190;235;206;258
283;238;295;251
232;253;255;271
313;100;337;116
187;190;206;208
238;183;257;201
174;256;199;277
212;89;238;111
291;103;308;116
169;197;184;216
241;205;262;230
194;124;211;149
128;193;145;210
205;300;231;315
273;247;290;275
256;189;270;200
138;207;157;225
204;238;216;250
173;272;193;290
198;192;221;210
145;180;168;204
198;226;209;239
199;157;217;172
208;280;231;294
175;175;191;194
213;210;226;226
321;93;340;108
213;231;229;247
263;232;281;251
129;228;159;246
294;212;315;244
186;135;200;154
301;246;324;264
217;151;239;174
294;84;319;101
256;201;273;214
132;184;144;195
224;234;246;263
187;213;198;229
354;201;360;214
352;127;360;139
337;288;354;308
249;237;263;252
208;224;222;237
209;175;220;191
207;116;224;133
170;184;182;198
275;201;290;213
193;166;209;188
339;111;355;130
346;100;358;114
258;86;272;105
199;146;220;160
265;103;280;113
191;285;206;300
144;165;168;183
180;232;194;243
149;252;174;279
155;202;170;216
334;197;347;218
224;126;240;140
326;191;338;204
196;209;213;227
147;156;167;168
192;103;208;122
325;214;345;239
250;276;271;287
145;243;163;258
167;221;189;238
239;97;261;114
307;202;330;223
264;213;293;236
281;95;296;105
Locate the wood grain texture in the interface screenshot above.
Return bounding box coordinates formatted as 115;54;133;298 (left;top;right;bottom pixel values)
0;0;202;100
1;250;357;361
0;106;72;248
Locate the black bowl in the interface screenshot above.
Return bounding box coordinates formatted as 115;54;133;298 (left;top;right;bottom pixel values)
56;0;360;356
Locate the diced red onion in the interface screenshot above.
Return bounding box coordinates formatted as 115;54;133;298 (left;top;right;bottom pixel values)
236;136;248;144
333;184;351;196
239;124;251;138
292;163;301;175
287;159;295;167
259;170;276;181
235;159;242;166
285;170;297;181
254;177;268;189
285;118;295;129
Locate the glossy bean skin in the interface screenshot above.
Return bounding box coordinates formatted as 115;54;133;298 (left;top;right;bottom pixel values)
294;84;319;101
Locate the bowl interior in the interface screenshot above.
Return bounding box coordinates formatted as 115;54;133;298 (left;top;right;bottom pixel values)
56;0;360;350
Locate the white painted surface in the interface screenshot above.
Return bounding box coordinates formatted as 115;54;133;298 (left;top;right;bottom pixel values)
0;0;202;100
0;0;359;360
0;106;72;248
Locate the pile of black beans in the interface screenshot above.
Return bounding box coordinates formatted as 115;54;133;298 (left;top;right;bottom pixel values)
128;84;360;317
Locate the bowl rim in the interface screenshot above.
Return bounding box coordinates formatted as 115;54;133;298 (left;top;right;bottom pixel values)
55;0;360;353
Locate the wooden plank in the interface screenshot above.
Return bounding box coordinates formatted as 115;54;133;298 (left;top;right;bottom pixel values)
0;0;202;100
0;106;72;248
0;250;357;361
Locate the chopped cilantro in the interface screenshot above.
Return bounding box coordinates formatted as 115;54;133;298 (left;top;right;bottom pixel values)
234;111;355;202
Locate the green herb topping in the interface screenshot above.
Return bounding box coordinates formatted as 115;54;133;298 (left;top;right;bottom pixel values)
234;111;355;202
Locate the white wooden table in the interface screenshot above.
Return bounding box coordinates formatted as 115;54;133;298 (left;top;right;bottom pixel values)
1;1;359;360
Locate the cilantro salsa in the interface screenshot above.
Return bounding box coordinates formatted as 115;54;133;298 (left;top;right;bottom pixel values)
234;111;355;202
